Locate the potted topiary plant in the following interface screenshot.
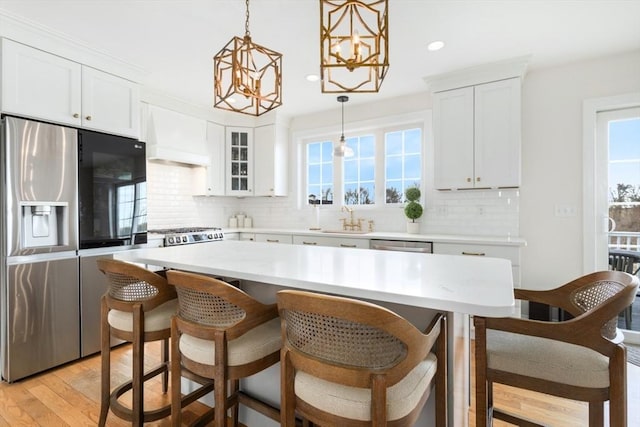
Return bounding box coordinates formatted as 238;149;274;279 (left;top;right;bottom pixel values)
404;186;423;234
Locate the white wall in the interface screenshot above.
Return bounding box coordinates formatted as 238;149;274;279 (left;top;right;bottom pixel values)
519;49;640;290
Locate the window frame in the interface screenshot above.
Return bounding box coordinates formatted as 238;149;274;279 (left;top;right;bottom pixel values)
297;115;426;212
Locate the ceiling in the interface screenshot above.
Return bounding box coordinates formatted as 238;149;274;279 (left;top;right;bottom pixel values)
0;0;638;119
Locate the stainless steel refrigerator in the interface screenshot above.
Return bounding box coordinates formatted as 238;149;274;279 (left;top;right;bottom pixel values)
1;116;80;382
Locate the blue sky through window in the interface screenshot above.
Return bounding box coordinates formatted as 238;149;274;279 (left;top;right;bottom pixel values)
307;141;334;204
608;117;640;194
385;128;422;203
344;135;375;205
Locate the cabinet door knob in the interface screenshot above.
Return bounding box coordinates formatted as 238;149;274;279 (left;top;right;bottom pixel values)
466;177;472;182
476;177;481;182
73;113;80;118
85;115;92;121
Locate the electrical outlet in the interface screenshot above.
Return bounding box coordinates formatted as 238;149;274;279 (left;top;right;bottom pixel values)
555;204;577;217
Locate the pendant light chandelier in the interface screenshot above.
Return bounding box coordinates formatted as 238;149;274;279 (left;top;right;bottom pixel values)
213;0;282;116
320;0;389;93
333;95;354;157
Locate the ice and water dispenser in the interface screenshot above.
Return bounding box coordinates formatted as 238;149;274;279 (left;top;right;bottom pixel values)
21;202;69;248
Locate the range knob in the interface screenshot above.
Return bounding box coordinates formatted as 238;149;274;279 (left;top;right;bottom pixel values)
182;236;188;242
207;234;213;239
168;237;175;244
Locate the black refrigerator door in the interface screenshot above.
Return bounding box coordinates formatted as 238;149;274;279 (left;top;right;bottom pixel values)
78;129;147;249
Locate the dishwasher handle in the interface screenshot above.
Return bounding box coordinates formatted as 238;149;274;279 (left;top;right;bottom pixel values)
370;240;433;253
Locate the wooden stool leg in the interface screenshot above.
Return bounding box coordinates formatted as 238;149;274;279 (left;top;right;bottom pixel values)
231;379;240;427
132;306;144;426
99;297;110;427
588;402;604;427
171;320;182;427
162;337;169;393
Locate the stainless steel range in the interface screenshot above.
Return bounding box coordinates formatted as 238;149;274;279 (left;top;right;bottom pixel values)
150;227;225;247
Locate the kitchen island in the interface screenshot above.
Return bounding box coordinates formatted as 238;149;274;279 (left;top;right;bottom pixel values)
116;240;516;427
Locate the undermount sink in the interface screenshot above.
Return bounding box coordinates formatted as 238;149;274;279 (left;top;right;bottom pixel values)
321;230;369;235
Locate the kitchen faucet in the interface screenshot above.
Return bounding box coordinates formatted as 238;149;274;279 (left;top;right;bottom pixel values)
341;206;363;231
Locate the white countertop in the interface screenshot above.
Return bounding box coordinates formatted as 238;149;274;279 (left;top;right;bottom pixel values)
225;228;526;246
116;240;516;317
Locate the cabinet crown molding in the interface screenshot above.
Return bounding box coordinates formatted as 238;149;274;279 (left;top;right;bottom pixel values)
423;55;530;93
0;9;148;83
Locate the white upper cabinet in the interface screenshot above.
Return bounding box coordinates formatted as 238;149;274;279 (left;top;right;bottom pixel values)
433;77;521;190
474;78;521;188
199;121;226;196
81;66;139;137
195;123;289;197
253;124;288;197
2;38;82;126
1;39;140;138
433;86;474;189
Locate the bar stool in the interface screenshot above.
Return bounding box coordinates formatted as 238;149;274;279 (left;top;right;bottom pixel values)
96;258;178;426
277;290;447;427
166;270;282;427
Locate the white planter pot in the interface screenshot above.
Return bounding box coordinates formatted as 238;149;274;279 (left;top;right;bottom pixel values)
406;222;420;234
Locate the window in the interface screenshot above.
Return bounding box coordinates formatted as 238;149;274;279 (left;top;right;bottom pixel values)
344;135;375;205
303;121;423;208
307;141;334;204
385;128;422;203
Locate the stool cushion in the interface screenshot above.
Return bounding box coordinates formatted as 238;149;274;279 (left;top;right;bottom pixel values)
294;352;437;422
487;330;610;388
179;317;281;366
108;299;178;333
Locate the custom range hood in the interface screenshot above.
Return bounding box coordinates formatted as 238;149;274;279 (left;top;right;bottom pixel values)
145;104;211;166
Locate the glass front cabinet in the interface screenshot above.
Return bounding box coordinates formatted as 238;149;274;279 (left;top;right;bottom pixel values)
226;127;253;196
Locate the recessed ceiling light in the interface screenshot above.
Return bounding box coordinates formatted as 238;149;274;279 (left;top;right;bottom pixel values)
427;40;445;51
306;74;320;82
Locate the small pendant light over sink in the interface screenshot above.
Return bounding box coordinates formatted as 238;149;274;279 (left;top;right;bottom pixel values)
333;95;354;157
213;0;283;116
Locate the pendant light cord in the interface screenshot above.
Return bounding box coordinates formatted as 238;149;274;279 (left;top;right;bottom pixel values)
245;0;251;38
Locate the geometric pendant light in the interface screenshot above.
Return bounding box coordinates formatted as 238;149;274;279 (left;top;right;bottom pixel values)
213;0;283;116
320;0;389;93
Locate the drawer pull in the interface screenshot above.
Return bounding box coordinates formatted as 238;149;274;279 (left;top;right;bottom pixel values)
340;244;357;248
302;241;317;245
462;251;486;256
266;239;280;243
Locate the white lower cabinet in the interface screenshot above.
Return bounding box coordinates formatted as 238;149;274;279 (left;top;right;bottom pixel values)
253;233;292;244
292;235;368;249
433;242;521;288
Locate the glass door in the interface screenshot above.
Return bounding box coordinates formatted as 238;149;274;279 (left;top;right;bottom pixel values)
226;127;253;195
598;107;640;337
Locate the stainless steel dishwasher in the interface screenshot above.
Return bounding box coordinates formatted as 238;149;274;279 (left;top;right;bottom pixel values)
369;239;433;253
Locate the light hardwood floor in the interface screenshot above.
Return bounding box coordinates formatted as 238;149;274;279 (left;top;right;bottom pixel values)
0;341;638;426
